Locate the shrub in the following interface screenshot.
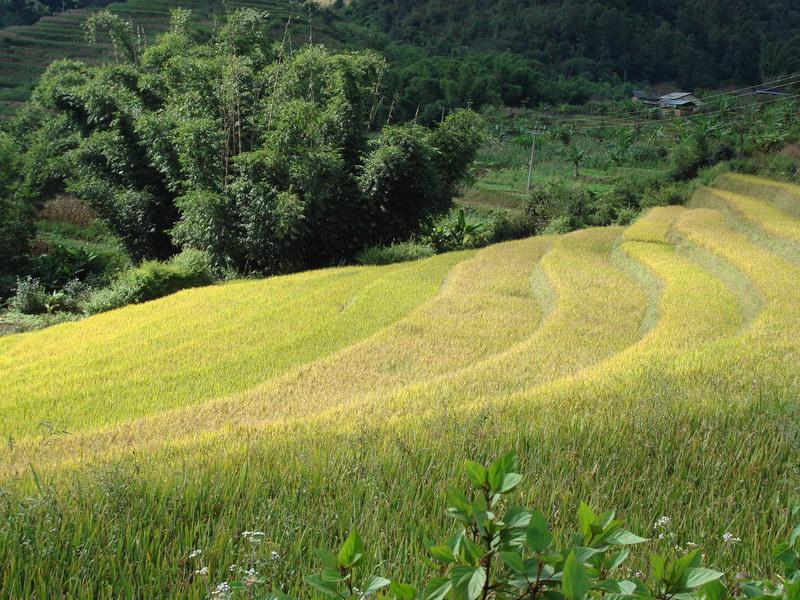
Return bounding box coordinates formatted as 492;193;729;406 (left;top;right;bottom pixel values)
8;277;49;315
643;182;691;209
487;210;536;242
614;206;640;225
526;179;594;233
671;139;711;181
763;154;798;179
542;215;572;235
168;248;215;280
84;249;214;313
357;242;435;265
31;243;104;289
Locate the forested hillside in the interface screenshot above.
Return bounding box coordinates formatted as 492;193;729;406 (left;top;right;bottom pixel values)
348;0;800;87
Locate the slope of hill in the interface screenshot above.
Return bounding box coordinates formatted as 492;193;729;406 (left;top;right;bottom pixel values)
0;0;351;117
1;174;798;596
347;0;800;87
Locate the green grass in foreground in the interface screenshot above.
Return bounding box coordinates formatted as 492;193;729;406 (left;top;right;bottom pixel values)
0;176;798;597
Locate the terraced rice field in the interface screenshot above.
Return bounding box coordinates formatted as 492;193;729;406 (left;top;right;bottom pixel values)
0;0;350;117
1;175;799;598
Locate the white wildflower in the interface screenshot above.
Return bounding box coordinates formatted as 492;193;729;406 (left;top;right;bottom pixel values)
189;549;202;559
241;531;266;544
722;532;741;544
654;516;671;529
195;566;209;576
686;542;698;548
271;550;280;562
211;582;232;599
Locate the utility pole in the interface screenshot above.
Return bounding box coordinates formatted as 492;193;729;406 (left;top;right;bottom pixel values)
526;125;546;194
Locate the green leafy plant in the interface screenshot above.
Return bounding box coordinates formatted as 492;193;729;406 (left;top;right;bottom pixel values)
286;453;799;600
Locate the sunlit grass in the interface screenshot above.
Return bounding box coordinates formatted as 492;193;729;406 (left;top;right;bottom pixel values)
0;251;470;440
1;178;798;598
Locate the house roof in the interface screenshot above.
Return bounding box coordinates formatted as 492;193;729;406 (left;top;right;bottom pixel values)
632;90;657;100
659;92;703;107
661;92;693;100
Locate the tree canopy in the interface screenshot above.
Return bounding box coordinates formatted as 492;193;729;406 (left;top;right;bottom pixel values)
348;0;800;88
10;8;484;275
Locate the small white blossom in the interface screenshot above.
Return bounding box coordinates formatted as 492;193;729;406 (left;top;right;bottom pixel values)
271;550;281;562
211;582;232;599
686;542;698;548
189;549;203;559
195;566;209;576
722;532;741;544
241;531;266;544
654;516;671;529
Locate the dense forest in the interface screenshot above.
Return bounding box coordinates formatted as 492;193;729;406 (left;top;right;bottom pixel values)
348;0;800;88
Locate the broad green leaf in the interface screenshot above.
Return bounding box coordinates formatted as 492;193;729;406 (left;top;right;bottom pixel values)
305;575;340;597
573;546;605;563
429;545;456;564
465;460;488;488
703;579;728;600
452;566;487;600
738;582;768;598
461;538;484;565
504;507;532;529
338;529;365;568
791;523;800;546
500;550;526;573
578;502;597;539
499;473;524;493
649;553;666;582
606;549;630;572
680;568;724;590
363;576;391;596
605;530;648;546
772;543;796;570
424;578;453;600
488;452;518;493
321;567;347;582
562;552;589;600
447;529;466;555
316;549;339;569
527;509;552;553
390;581;417;600
785;579;800;600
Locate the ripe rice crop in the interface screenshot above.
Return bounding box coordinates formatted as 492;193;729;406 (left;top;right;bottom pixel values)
0;176;798;597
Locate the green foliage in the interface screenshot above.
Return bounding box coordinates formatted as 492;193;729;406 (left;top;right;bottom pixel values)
348;0;798;88
357;242;435;265
84;10;138;64
7;276;86;315
297;452;800;600
0;131;35;278
526;179;595;234
12;16;481;275
7;277;50;314
84;249;213;314
31;244;103;289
